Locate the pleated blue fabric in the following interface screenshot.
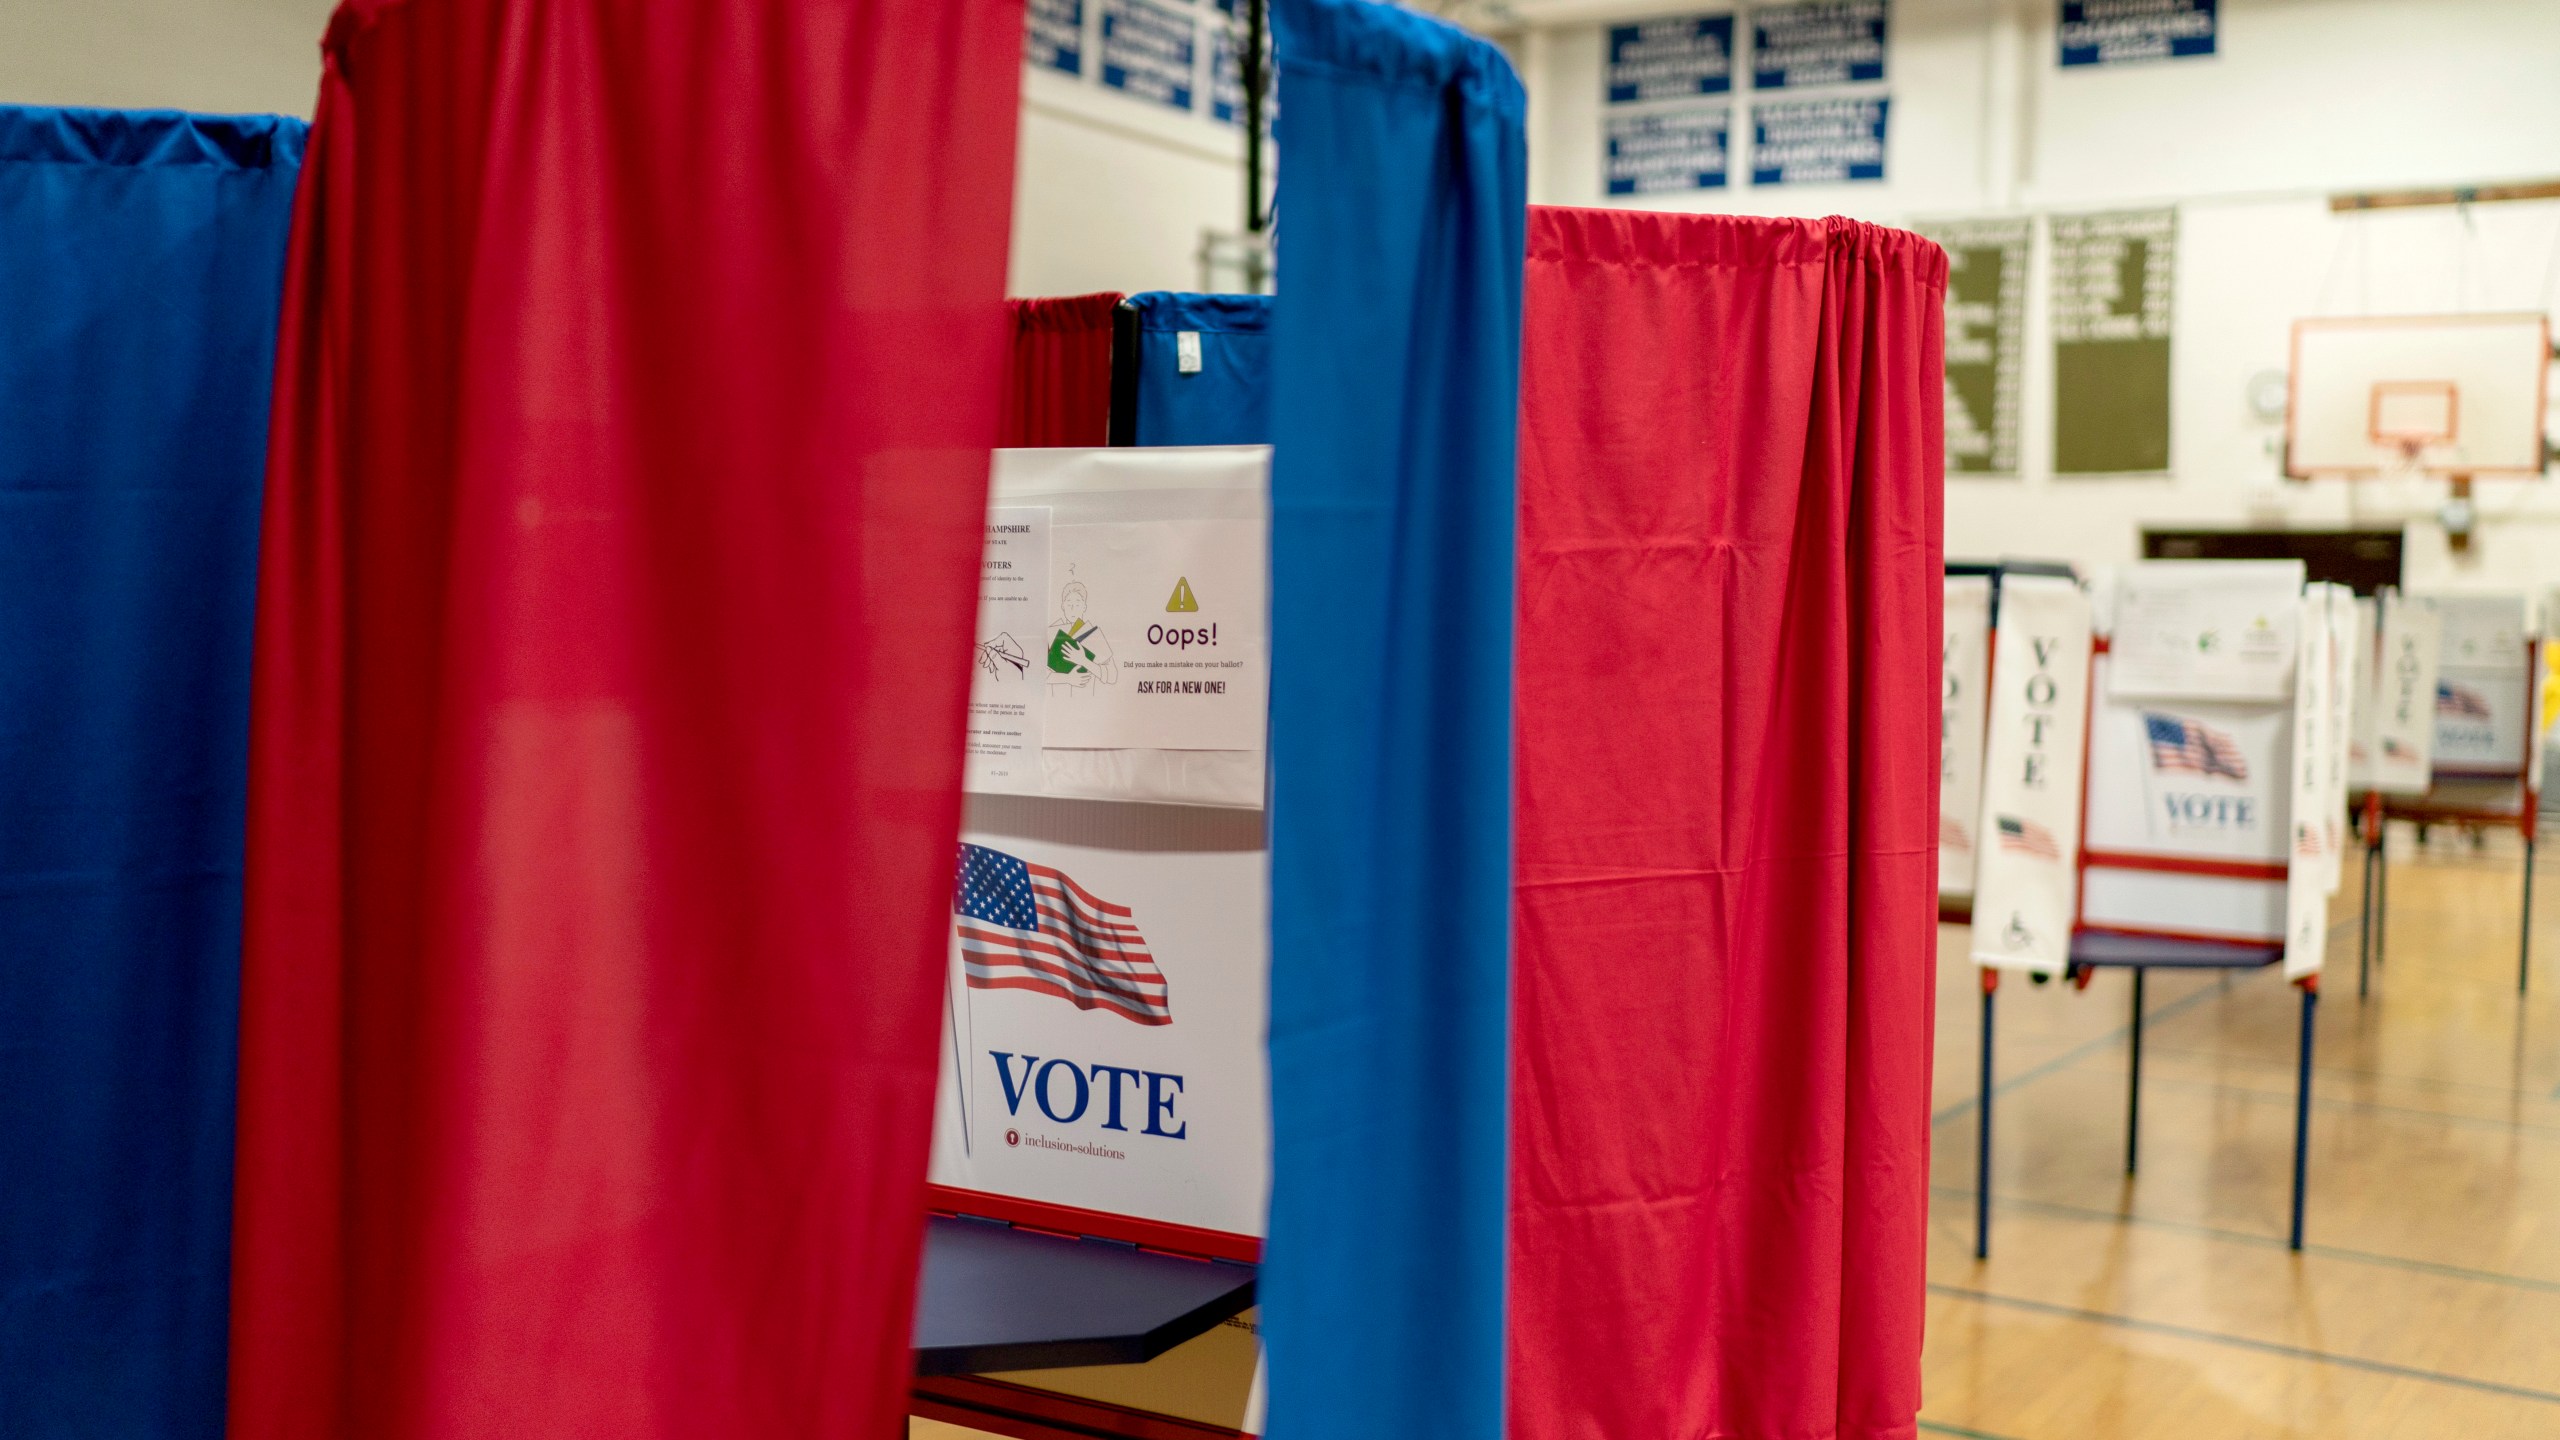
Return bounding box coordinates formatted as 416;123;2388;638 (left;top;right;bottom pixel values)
1261;4;1527;1437
0;104;303;1439
1125;292;1273;446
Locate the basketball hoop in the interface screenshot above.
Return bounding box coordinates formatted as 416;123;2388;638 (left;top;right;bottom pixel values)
2285;314;2550;481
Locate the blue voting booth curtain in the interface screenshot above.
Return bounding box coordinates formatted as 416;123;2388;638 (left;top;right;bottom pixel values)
0;105;302;1437
1263;4;1526;1438
1125;292;1274;445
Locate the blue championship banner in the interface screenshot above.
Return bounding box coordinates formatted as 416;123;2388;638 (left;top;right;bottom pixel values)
1029;0;1085;76
1753;1;1888;90
1606;15;1736;103
1751;96;1888;185
1606;105;1732;195
1102;0;1198;112
2060;0;2216;68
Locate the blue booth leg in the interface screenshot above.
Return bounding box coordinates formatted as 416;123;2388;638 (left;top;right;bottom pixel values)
2125;967;2145;1174
1976;976;1996;1261
2290;981;2317;1252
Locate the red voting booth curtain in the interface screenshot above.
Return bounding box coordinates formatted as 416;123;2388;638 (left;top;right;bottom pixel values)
999;292;1122;446
1509;207;1946;1440
229;4;1023;1437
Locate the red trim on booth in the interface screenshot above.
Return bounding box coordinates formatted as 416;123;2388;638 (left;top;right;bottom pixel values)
2080;850;2290;883
912;1375;1251;1440
925;1185;1262;1265
2076;921;2287;950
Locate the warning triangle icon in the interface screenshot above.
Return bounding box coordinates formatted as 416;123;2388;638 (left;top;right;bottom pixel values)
1166;577;1200;612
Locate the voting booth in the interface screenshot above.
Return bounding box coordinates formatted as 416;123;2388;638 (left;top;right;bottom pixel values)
2361;591;2546;993
1941;561;2079;920
1966;562;2348;1255
913;446;1271;1439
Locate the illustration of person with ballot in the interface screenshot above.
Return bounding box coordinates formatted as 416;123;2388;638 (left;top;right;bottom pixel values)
1047;580;1117;691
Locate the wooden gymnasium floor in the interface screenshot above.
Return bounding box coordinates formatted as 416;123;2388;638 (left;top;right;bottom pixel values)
1925;822;2560;1440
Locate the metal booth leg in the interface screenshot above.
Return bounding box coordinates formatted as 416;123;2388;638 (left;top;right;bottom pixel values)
1977;969;1997;1261
2359;815;2379;1000
2291;977;2318;1252
2126;967;2145;1174
2521;828;2537;996
2375;822;2391;970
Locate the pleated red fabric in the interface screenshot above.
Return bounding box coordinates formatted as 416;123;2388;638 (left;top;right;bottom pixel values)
227;4;1023;1436
1509;206;1946;1440
999;292;1123;446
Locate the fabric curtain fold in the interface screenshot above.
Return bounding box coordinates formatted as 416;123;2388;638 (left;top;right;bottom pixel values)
1507;205;1945;1440
1124;291;1274;446
0;103;303;1440
1000;292;1122;446
1264;3;1527;1439
227;4;1024;1437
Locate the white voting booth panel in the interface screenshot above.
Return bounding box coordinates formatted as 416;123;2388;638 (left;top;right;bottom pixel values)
1968;576;2092;975
2540;646;2552;797
931;796;1270;1239
2081;658;2292;943
2423;592;2540;777
2351;591;2444;797
933;447;1274;1243
1941;575;1993;903
2319;589;2357;891
2282;587;2351;977
2286;313;2551;478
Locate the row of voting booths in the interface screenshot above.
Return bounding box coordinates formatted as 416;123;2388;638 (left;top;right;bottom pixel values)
919;296;1277;1436
2358;591;2547;994
1940;559;2550;1256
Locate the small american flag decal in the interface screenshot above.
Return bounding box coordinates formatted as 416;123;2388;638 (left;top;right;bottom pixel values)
954;844;1171;1025
2144;712;2249;781
2437;682;2493;719
1996;815;2060;860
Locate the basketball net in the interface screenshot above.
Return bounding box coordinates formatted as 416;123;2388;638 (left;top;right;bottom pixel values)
2383;434;2429;483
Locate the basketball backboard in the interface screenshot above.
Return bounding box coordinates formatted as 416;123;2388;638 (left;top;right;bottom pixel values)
2286;313;2551;479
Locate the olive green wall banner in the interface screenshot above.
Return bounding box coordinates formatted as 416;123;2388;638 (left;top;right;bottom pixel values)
1921;217;2031;476
2051;208;2176;475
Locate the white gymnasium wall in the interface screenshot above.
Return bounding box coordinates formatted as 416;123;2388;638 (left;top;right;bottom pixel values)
0;0;336;116
1515;0;2560;597
1011;66;1248;299
0;1;1248;302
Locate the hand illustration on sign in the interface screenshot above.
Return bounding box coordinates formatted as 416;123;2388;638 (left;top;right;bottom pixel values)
1047;580;1118;692
977;631;1028;679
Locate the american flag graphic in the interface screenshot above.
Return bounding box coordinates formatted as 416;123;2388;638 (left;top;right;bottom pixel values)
2295;823;2328;858
954;843;1170;1025
2437;682;2494;719
2144;712;2249;781
1996;815;2061;860
1941;815;1972;852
